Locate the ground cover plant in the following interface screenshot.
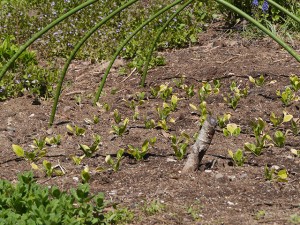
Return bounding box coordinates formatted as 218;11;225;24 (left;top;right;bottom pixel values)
1;0;300;224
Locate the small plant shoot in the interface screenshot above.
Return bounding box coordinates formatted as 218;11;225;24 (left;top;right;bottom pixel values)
228;149;246;166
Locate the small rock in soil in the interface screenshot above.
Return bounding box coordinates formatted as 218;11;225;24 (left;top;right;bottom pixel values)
215;173;224;179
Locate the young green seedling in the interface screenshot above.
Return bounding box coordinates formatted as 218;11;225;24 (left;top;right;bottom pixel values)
93;115;100;124
111;118;129;136
170;132;189;160
213;79;221;94
249;74;265;87
159;84;173;101
291;148;300;157
150;86;160;98
189;101;208;125
79;134;101;157
272;130;286;148
228;149;246;166
145;119;156;129
223;123;241;137
170;95;179;111
173;76;185;89
270;111;293;127
81;166;91;183
113;109;122;124
67;124;86;136
276;87;297;106
185;84;195;98
291;119;300;135
105;148;124;172
224;92;240;110
217;113;231;129
265;166;288;182
157;105;171;120
157;119;168;131
198;82;212;101
12;143;46;162
32;137;46;151
127;139;155;161
70;154;85;165
45;135;61;146
290;74;300;91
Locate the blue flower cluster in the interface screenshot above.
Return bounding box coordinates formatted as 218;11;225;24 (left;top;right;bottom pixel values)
252;0;269;13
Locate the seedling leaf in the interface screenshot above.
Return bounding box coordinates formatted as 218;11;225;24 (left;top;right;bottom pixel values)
12;144;24;157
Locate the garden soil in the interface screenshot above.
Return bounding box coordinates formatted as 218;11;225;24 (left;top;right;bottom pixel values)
0;26;300;224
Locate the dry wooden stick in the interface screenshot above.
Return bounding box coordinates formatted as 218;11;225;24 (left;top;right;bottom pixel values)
182;116;217;174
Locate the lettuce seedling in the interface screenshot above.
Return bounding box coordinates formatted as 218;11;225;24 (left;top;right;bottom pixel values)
228;149;246;166
290;74;300;91
12;144;46;162
270;111;293;127
185;84;195;98
43;160;54;177
150;86;160;98
45;135;61;146
33;137;46;151
170;95;179;111
159;84;173;101
244;142;263;156
264;165;275;181
157;119;168;131
105;149;124;172
217;113;231;128
79;135;101;157
265;166;288;182
71;155;85;165
127;140;151;161
224;92;240;110
291;149;300;157
113;109;122;124
67;124;86;136
290;119;300;135
144;119;156;129
173;76;185;89
157;106;171;120
223;123;241;137
189;101;208;125
81;166;90;183
171;132;189;160
276;87;297;106
111;118;129;136
249;75;265;87
272;130;286;147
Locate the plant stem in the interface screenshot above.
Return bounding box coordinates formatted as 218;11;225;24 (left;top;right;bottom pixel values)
93;0;185;104
141;0;194;87
49;0;139;126
0;0;98;81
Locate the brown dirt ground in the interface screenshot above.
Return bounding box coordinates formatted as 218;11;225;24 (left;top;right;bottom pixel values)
0;26;300;224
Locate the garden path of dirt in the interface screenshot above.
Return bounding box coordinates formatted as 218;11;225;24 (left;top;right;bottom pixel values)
0;27;300;224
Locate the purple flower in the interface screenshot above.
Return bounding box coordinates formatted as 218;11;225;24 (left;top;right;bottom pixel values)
252;0;259;7
262;0;269;13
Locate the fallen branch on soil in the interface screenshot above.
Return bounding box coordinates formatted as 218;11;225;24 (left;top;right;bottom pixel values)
182;116;217;174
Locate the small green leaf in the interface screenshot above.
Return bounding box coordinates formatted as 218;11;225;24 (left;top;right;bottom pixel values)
12;144;24;157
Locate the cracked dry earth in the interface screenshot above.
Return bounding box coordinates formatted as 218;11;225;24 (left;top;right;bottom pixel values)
0;28;300;224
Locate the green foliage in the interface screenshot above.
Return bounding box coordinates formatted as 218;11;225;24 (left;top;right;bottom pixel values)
264;165;288;182
223;123;241;137
12;143;47;162
106;205;134;224
145;119;156;129
79;134;101;157
111;118;129;136
66;124;86;136
228;149;246;166
144;200;165;215
249;74;265;86
290;74;300;91
127;138;156;161
113;109;122;124
189;101;208;125
45;135;61;146
290;214;300;224
270;111;293;127
81;166;91;184
105;149;124;172
0;172;106;224
0;36;58;100
272;130;286;147
217;113;231;128
171;132;190;160
276;87;297;106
